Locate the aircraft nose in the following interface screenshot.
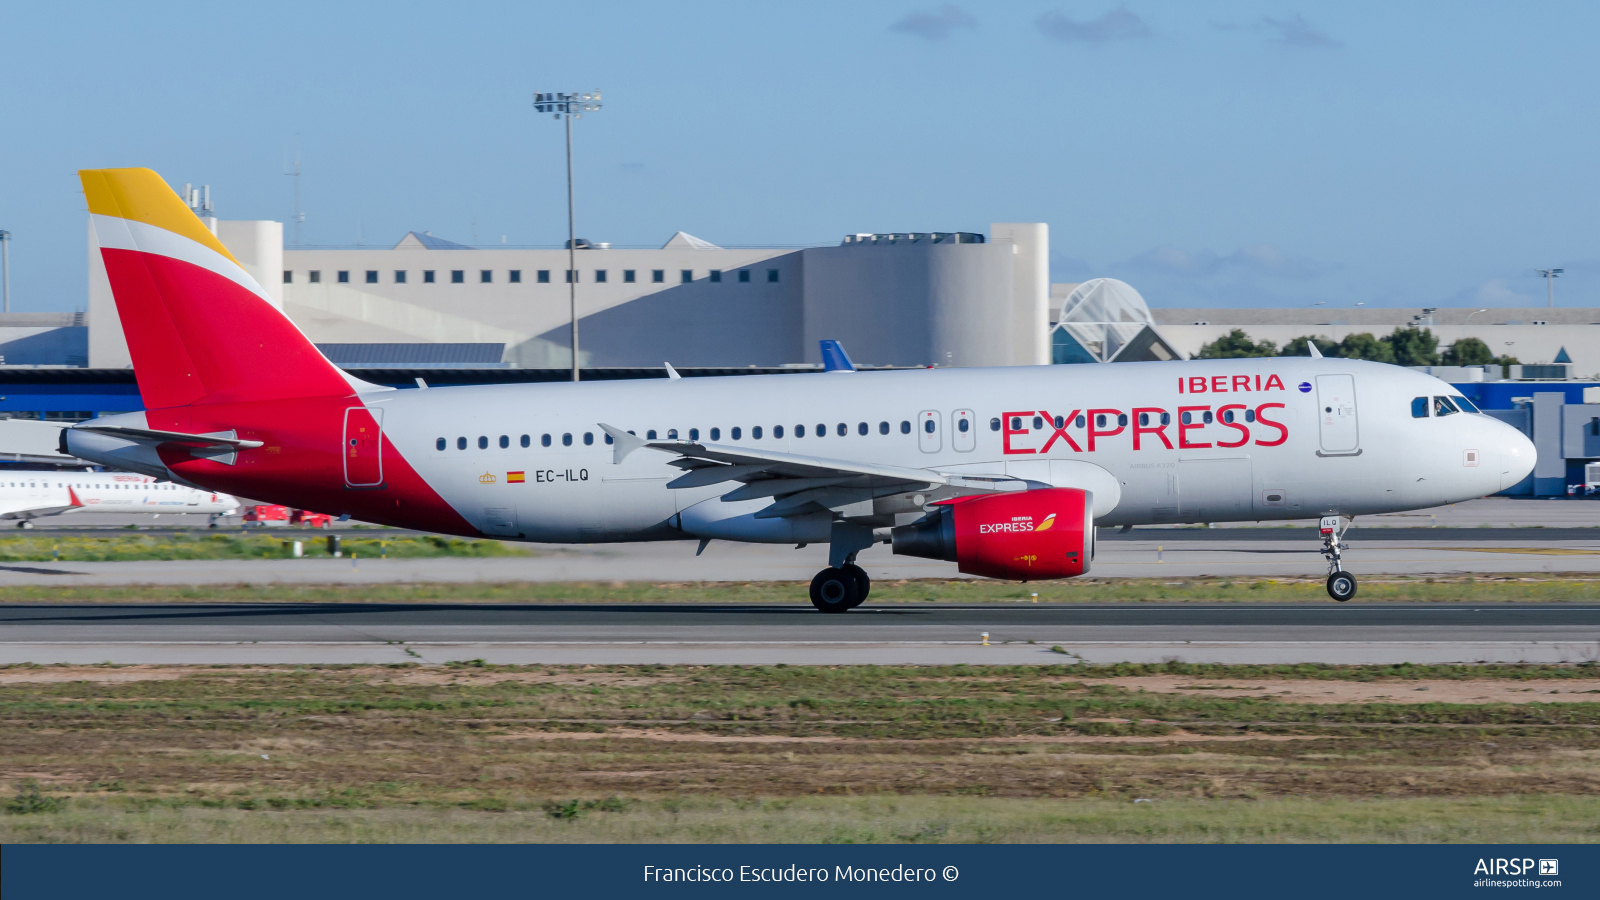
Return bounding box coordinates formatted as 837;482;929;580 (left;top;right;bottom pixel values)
1497;421;1537;491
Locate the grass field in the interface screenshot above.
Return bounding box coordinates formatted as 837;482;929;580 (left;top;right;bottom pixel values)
3;662;1599;842
1;574;1599;604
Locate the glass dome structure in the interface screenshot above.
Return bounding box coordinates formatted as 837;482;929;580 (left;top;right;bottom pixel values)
1050;278;1180;364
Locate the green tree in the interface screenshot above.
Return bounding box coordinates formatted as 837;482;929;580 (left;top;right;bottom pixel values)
1332;332;1395;364
1442;337;1494;366
1280;335;1339;357
1382;327;1440;367
1196;329;1278;359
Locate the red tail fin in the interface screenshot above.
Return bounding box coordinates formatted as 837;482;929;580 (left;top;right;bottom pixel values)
82;168;363;409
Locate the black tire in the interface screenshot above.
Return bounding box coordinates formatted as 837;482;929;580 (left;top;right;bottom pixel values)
810;567;860;613
1326;571;1357;602
842;563;870;607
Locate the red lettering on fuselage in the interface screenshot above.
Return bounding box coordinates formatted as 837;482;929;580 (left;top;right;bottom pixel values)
1217;404;1250;448
1002;411;1036;454
1086;409;1125;452
1132;407;1173;450
1178;406;1212;449
1037;410;1082;453
1254;402;1289;446
1264;374;1284;391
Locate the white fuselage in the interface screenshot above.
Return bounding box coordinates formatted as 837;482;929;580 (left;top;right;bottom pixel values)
355;357;1532;541
0;471;239;521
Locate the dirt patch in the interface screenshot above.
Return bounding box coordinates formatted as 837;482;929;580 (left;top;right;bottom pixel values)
0;665;188;684
488;728;1323;745
1076;676;1600;705
377;670;680;687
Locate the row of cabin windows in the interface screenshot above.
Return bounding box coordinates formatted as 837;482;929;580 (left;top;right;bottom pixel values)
436;420;921;452
434;408;1279;453
286;269;782;285
1411;395;1482;418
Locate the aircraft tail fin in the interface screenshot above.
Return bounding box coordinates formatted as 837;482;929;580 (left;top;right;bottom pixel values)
80;167;376;410
820;339;857;372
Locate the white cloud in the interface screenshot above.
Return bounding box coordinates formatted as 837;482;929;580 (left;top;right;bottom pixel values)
890;5;978;40
1035;6;1150;43
1471;278;1534;306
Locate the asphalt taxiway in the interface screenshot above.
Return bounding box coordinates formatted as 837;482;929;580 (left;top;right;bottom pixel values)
4;602;1599;666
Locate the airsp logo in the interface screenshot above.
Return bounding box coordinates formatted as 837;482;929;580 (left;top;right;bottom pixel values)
1540;859;1559;876
1473;858;1551;876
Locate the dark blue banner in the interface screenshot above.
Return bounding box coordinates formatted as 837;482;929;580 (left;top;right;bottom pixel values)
3;844;1593;899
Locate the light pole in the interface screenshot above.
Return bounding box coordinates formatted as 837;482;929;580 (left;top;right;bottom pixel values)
1537;268;1563;308
534;91;602;382
0;230;9;314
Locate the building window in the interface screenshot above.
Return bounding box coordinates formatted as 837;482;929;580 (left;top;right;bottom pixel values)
283;271;292;284
652;270;665;283
366;271;378;284
709;270;722;283
566;270;577;283
394;270;406;283
451;270;465;284
624;270;636;283
422;270;434;283
480;270;493;283
308;270;321;284
537;270;550;283
338;271;351;283
738;270;751;283
509;270;522;283
767;269;780;283
594;270;608;283
681;269;693;284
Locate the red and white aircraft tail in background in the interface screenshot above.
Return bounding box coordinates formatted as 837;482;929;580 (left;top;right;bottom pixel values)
66;168;1536;609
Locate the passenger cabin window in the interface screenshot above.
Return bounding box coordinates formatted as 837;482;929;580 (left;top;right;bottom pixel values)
542;434;552;447
1075;415;1085;428
1433;396;1459;417
731;427;741;440
752;426;762;439
710;427;721;441
668;429;679;439
520;435;530;448
958;418;969;433
1412;397;1429;418
795;425;805;438
478;436;488;449
1245;410;1254;423
990;418;1001;431
584;433;594;445
1033;416;1044;430
457;437;467;450
498;435;509;448
837;423;847;436
858;422;868;436
689;428;700;441
817;423;827;437
879;421;889;435
774;425;784;438
647;430;657;440
924;419;935;434
436;438;446;451
901;421;911;434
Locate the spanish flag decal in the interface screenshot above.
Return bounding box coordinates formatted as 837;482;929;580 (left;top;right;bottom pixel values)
507;471;526;483
1035;513;1056;532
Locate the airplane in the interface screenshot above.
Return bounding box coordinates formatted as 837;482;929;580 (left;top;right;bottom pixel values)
64;167;1537;609
0;470;239;527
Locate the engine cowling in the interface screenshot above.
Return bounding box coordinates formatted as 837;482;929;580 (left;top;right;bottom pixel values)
890;488;1093;580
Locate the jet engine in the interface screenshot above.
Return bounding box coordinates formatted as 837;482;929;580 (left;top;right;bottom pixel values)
890;488;1093;580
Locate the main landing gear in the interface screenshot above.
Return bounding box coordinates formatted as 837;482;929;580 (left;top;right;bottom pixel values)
810;562;871;613
1320;515;1356;602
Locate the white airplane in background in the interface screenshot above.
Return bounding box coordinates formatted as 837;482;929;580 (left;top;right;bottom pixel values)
65;168;1536;609
0;470;239;528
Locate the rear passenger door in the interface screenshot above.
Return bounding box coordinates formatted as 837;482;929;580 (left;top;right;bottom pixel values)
951;409;975;452
918;410;941;453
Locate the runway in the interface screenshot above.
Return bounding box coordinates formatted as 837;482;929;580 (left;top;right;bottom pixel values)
5;602;1599;666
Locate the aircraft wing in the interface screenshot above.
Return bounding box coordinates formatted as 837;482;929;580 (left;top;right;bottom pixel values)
597;423;1021;519
69;426;264;451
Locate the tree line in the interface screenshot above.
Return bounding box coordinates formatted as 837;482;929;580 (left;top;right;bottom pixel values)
1195;327;1519;369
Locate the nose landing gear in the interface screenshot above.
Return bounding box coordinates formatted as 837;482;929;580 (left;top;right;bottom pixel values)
1320;515;1356;602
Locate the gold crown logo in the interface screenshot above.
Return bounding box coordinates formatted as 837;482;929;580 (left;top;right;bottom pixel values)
479;472;497;484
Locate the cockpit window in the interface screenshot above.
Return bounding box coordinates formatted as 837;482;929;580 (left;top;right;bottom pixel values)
1433;396;1459;417
1411;397;1429;418
1452;395;1481;414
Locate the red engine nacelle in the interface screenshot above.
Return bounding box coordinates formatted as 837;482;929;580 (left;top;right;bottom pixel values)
890;488;1093;580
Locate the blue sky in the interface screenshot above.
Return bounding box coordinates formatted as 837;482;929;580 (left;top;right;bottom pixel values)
1;1;1596;312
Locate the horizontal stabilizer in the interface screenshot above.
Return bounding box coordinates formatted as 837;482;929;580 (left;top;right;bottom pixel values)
70;425;264;450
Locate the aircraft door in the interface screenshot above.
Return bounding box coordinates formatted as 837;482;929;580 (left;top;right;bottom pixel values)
1315;374;1360;454
343;407;385;487
951;409;975;452
918;410;941;453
